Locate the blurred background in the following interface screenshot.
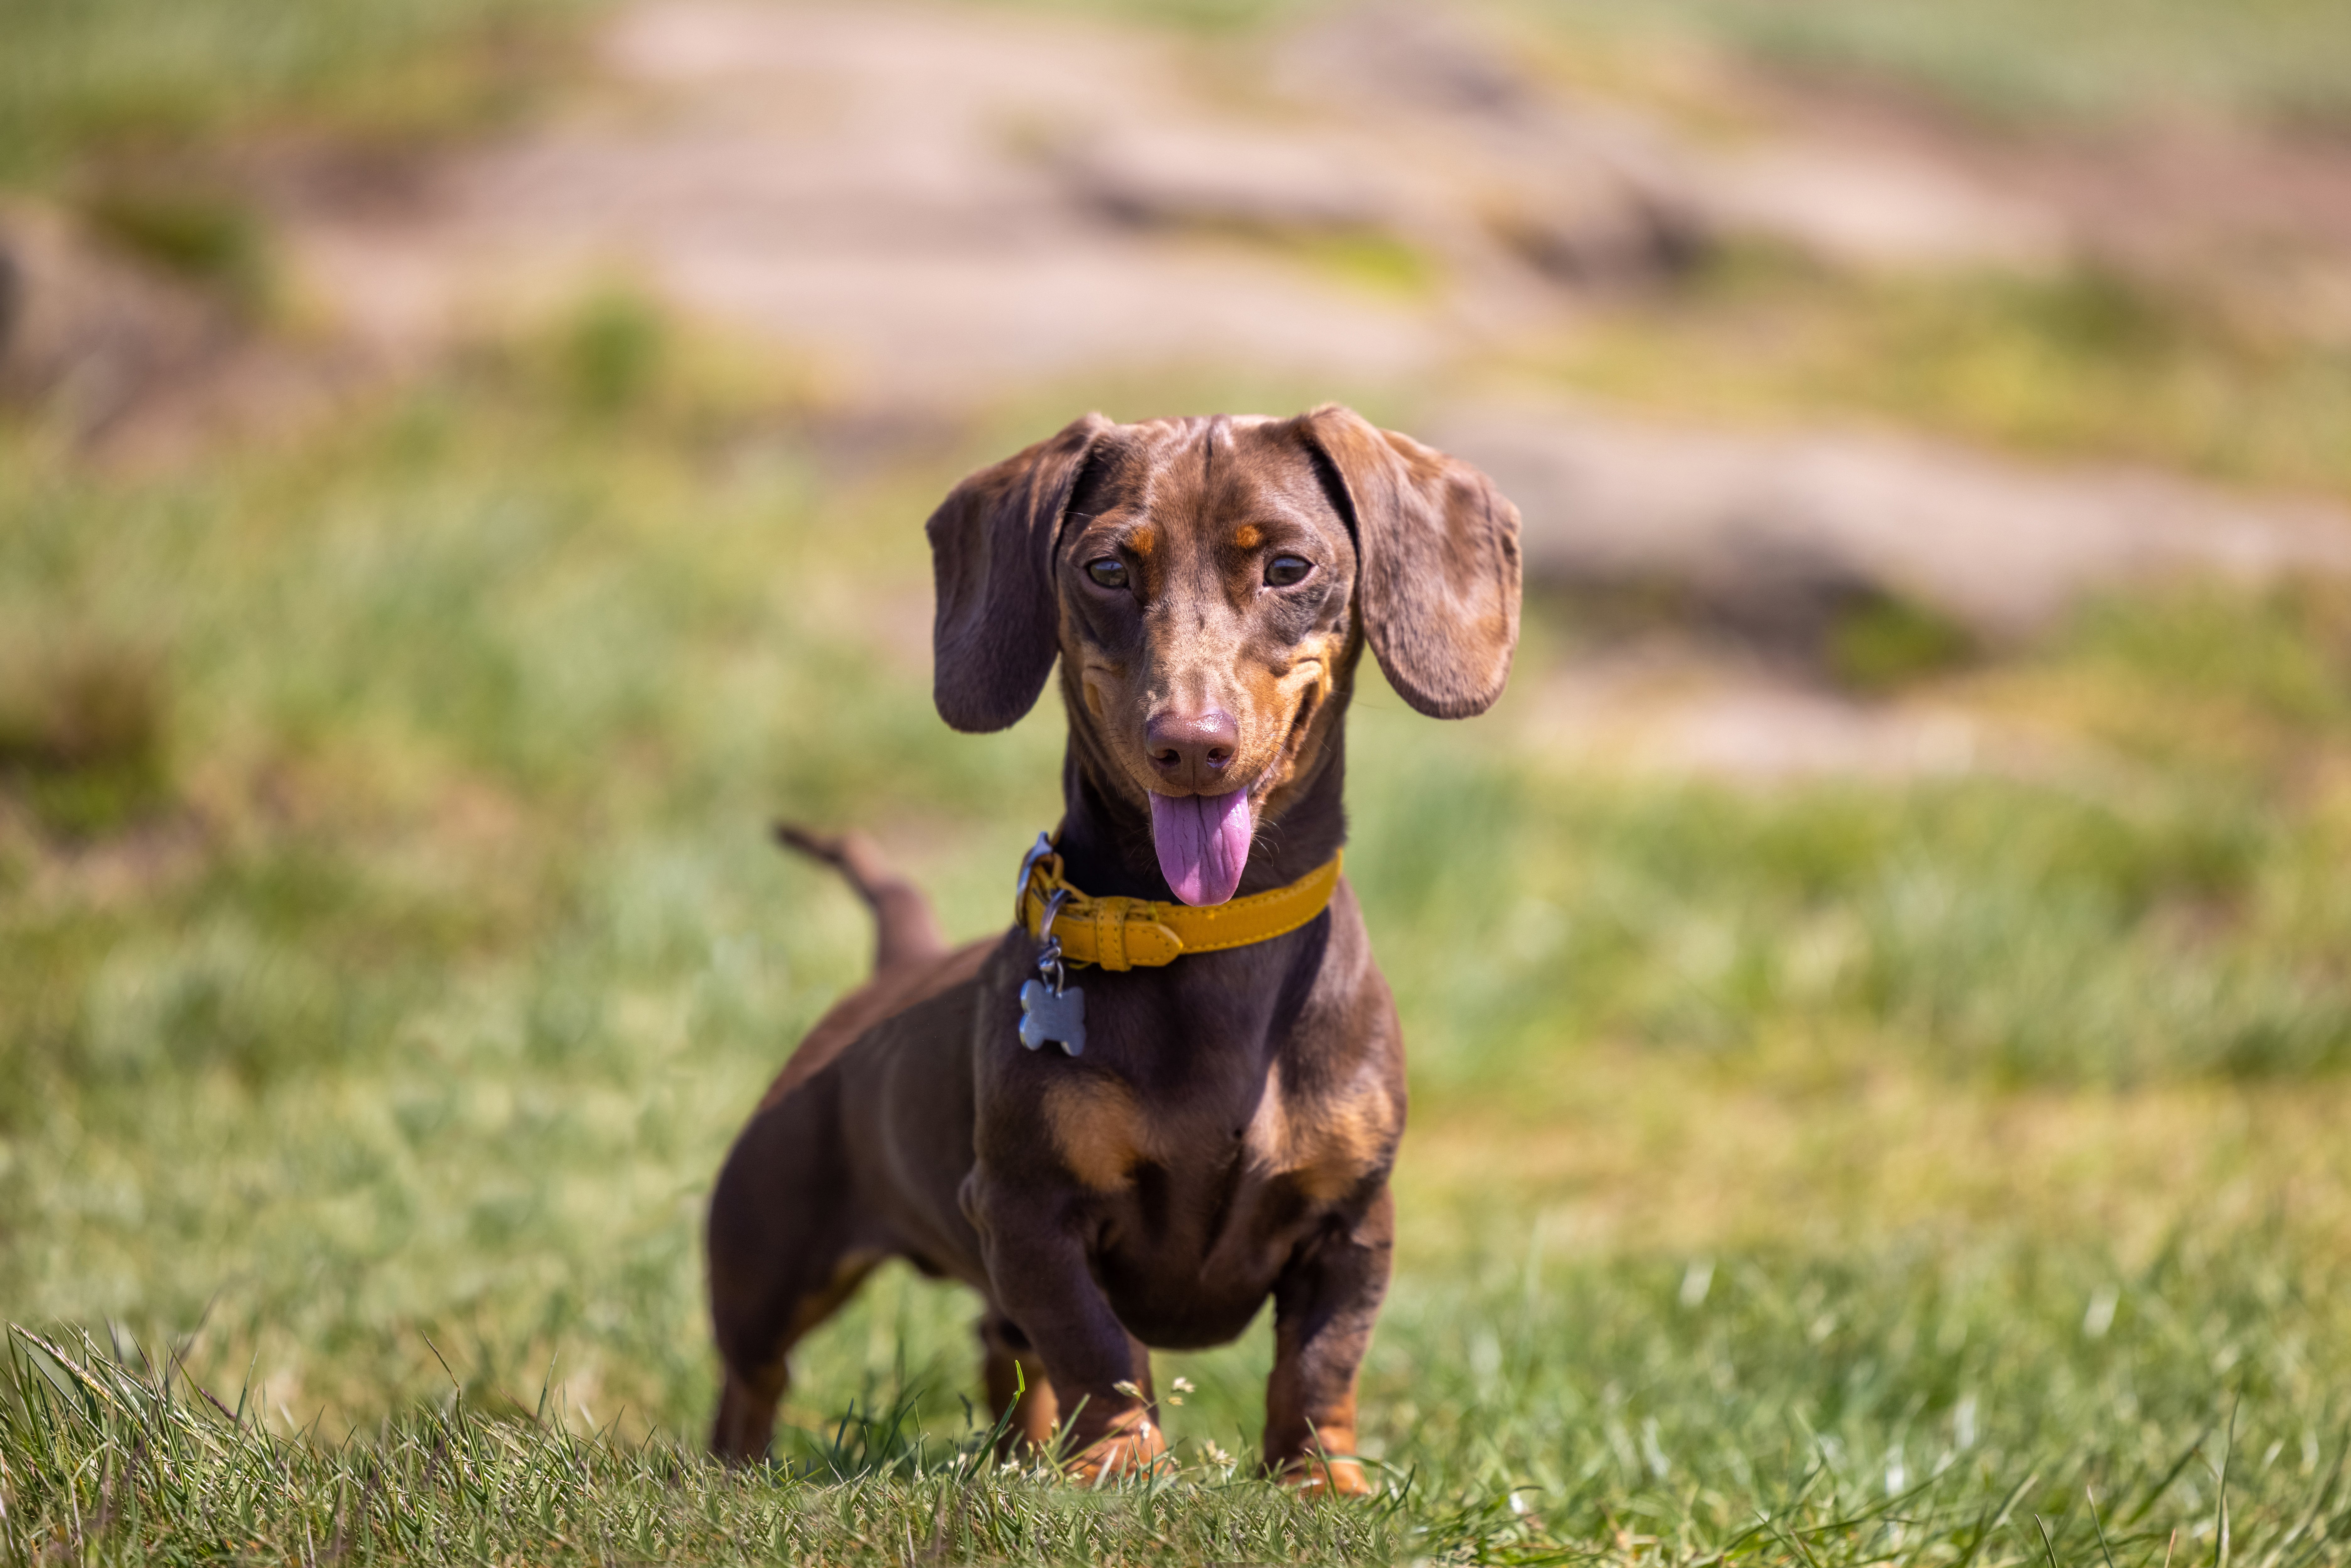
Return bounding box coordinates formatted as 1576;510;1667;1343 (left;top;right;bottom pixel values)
7;0;2351;1556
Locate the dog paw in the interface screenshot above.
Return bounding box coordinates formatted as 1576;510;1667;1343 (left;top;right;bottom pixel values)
1271;1426;1375;1496
1064;1409;1171;1484
1277;1455;1375;1496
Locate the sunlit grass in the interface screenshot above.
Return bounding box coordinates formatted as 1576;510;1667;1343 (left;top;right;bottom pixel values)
13;0;2351;197
10;0;2351;1558
1548;252;2351;496
10;1210;2351;1565
0;0;592;189
7;345;2351;1560
1522;0;2351;126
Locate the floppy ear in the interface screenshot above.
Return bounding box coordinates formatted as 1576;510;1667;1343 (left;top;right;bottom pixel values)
926;413;1115;732
1300;404;1522;718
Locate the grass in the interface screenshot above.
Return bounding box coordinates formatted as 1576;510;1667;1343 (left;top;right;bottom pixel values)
5;326;2351;1560
1025;0;2351;126
1543;252;2351;499
9;1221;2351;1565
11;0;2351;195
0;0;590;190
9;2;2351;1560
1522;0;2351;126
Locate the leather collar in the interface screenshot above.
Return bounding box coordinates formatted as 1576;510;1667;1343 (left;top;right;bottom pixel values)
1015;838;1342;972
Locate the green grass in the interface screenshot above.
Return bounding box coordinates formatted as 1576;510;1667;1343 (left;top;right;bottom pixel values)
0;0;590;189
12;0;2351;197
1545;254;2351;499
6;340;2351;1560
1021;0;2351;126
1522;0;2351;126
10;0;2351;1560
9;1220;2351;1565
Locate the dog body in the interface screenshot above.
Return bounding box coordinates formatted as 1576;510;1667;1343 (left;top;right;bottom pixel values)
707;409;1520;1488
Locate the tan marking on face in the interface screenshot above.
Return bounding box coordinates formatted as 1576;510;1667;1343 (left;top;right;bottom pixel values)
1050;420;1363;822
1044;1075;1151;1192
1244;1064;1398;1203
1251;628;1355;820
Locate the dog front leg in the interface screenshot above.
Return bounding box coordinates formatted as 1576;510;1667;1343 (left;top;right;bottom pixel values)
1264;1185;1394;1495
979;1218;1165;1481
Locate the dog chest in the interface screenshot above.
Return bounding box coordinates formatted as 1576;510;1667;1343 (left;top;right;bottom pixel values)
1036;1059;1397;1202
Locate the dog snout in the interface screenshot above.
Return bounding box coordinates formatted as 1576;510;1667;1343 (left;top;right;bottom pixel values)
1145;708;1238;788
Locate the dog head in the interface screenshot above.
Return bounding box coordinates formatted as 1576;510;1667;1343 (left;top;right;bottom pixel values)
926;406;1521;904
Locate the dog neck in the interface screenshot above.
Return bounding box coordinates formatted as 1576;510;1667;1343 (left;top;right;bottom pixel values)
1051;693;1350;908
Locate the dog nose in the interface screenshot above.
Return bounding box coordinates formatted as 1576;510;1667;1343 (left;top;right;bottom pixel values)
1146;708;1238;785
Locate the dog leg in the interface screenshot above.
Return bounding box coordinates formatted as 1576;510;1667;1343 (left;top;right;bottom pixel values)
976;1224;1167;1481
712;1362;789;1463
978;1314;1061;1457
1262;1187;1394;1496
707;1243;878;1464
774;824;947;973
706;1082;880;1464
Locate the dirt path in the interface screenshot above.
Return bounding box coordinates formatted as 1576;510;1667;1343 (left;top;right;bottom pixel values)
17;0;2351;780
265;1;2351;384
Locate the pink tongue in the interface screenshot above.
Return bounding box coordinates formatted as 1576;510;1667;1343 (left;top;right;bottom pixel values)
1149;789;1255;906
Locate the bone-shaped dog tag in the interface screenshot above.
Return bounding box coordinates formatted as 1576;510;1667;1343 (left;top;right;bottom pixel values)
1018;978;1086;1056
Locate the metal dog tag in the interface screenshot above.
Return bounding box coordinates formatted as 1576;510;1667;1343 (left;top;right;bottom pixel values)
1019;874;1085;1055
1019;977;1086;1056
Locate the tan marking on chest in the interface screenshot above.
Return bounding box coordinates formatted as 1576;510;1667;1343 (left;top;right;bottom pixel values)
1043;1075;1154;1193
1245;1065;1398;1204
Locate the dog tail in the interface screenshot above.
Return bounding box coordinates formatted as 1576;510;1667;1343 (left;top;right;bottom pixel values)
773;823;948;975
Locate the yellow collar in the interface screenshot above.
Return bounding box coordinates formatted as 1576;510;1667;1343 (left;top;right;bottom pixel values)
1016;840;1343;972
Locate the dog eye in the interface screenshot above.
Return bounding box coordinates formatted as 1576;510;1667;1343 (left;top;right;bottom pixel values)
1264;555;1312;587
1086;558;1129;589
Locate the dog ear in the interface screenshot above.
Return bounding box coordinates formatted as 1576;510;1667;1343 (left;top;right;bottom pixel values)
1299;404;1522;719
926;413;1115;732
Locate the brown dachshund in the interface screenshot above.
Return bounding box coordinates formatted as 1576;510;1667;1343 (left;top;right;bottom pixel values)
706;407;1521;1490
